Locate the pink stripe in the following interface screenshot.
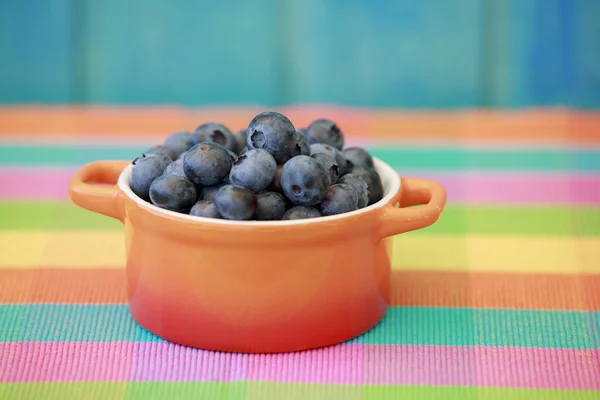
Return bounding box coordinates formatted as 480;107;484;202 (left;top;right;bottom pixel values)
407;172;600;205
0;167;78;200
2;167;600;204
1;343;599;389
366;345;600;390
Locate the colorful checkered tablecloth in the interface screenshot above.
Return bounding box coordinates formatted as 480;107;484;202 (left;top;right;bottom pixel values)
0;107;599;400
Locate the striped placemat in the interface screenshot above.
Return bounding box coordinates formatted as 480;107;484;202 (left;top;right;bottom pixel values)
0;107;599;400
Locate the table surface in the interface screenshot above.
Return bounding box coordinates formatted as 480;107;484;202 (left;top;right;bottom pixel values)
0;107;599;400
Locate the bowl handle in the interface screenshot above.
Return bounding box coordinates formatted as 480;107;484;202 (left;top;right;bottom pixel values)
68;160;130;221
377;177;446;239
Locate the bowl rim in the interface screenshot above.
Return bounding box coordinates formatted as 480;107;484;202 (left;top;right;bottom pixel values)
117;156;400;226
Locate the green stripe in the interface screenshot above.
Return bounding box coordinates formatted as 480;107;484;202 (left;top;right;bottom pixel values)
1;145;599;171
1;201;598;236
0;383;594;400
0;145;143;165
369;147;600;171
348;307;598;348
0;305;596;349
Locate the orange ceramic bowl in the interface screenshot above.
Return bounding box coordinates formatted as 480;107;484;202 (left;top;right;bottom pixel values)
68;157;446;353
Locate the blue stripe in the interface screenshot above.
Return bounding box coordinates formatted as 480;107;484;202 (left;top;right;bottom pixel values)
1;145;599;171
1;305;596;349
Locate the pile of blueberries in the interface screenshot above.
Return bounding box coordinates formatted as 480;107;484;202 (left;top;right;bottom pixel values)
130;111;384;220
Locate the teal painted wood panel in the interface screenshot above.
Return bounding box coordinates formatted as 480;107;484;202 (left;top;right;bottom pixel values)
0;0;599;108
567;0;600;109
485;0;600;108
281;0;485;108
0;0;75;102
80;0;282;105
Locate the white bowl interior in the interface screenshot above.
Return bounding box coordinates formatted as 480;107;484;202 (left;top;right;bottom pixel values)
118;157;400;226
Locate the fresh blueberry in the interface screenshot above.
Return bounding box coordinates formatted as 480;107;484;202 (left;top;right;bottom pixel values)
291;130;311;157
144;145;175;161
343;147;374;169
282;206;321;220
338;174;369;208
162;158;186;177
229;149;276;193
233;129;247;154
192;123;236;152
319;184;358;216
267;164;284;193
280;155;331;206
304;119;344;150
214;185;257;220
216;143;239;163
163;131;194;159
149;175;197;212
190;200;222;219
239;146;248;156
310;143;352;175
246;111;297;164
254;191;287;220
311;153;340;184
199;182;227;202
130;152;172;201
352;166;384;205
193;140;238;163
183;143;233;186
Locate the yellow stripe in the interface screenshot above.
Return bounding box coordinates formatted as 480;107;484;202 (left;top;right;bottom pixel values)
1;231;598;274
392;235;600;274
0;231;124;268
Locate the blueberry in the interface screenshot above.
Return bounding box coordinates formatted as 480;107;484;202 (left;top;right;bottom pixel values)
311;153;339;184
352;166;384;205
267;164;284;193
338;174;369;208
183;143;233;186
199;182;227;202
239;146;248;156
343;147;374;169
319;184;358;216
310;143;352;175
233;129;247;154
246;111;297;164
282;206;321;220
214;185;257;220
163;131;194;159
254;191;287;220
192;123;236;152
162;158;186;177
130;152;172;201
217;144;239;163
280;155;331;206
190;200;222;219
194;140;238;163
144;145;175;161
149;175;197;212
305;119;344;150
229;149;276;193
291;130;311;157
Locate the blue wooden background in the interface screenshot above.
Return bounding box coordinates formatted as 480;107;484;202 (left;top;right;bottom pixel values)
1;0;599;108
